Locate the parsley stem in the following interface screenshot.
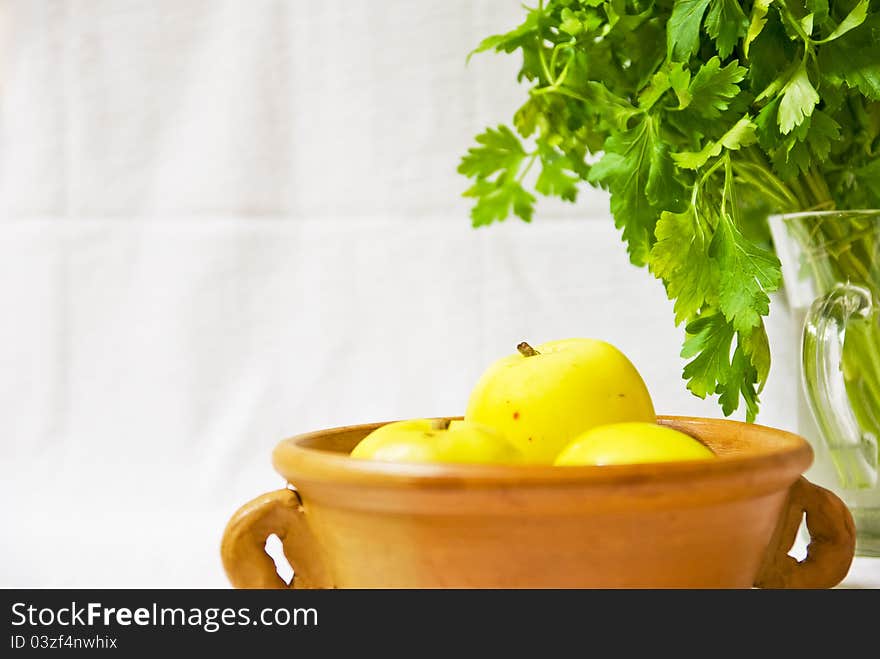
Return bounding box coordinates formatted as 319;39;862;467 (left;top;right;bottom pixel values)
697;156;726;192
517;152;539;184
806;167;833;206
550;43;574;85
530;84;591;104
818;219;872;283
778;2;813;44
723;155;738;221
538;47;553;85
553;52;574;88
735;149;801;210
786;176;814;210
549;44;562;81
731;160;799;210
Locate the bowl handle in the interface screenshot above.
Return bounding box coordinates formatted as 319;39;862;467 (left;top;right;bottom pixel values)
221;488;333;589
754;477;856;588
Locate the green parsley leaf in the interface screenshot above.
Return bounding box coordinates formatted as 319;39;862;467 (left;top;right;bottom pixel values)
458;125;525;179
795;109;841;161
815;0;869;44
755;101;841;178
640;63;677;110
513;98;541;138
704;0;749;59
468;7;543;61
604;0;655;35
670;64;694;108
805;0;829;25
718;342;760;420
589;115;683;265
741;322;771;385
639;62;692;111
820;13;880;99
464;179;535;227
856;159;880;196
744;0;775;58
681;312;735;399
800;13;816;38
580;81;641;130
459;125;535;227
709;213;782;332
682;314;768;421
747;9;800;94
534;141;580;201
559;8;583;36
650;207;716;325
723;324;770;422
777;62;820;134
754;96;782;146
667;0;712;62
684;57;748;119
673;115;757;169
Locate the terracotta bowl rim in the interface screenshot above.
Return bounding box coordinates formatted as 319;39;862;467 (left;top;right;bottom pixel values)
272;415;814;489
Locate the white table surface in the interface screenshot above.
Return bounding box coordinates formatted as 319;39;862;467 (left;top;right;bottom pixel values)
839;558;880;588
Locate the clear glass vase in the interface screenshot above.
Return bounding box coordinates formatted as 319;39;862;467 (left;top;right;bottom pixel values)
771;210;880;556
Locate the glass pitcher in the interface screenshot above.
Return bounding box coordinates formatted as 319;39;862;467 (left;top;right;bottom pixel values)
771;210;880;556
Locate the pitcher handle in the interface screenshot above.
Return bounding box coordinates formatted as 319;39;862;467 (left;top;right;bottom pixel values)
802;282;879;489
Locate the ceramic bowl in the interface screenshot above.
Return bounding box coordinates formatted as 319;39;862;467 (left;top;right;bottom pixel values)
221;416;855;588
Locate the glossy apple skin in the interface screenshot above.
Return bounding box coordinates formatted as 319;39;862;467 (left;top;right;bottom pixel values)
465;338;656;464
349;419;522;465
555;422;715;466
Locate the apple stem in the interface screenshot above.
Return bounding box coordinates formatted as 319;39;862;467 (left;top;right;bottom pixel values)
430;418;451;430
517;342;540;357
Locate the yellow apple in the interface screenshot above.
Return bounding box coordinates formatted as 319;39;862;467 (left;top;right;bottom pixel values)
465;338;655;463
555;422;715;466
350;418;522;465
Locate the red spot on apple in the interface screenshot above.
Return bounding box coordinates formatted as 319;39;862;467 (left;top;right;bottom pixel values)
513;411;520;420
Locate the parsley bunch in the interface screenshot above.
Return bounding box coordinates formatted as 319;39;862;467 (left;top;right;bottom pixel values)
459;0;880;421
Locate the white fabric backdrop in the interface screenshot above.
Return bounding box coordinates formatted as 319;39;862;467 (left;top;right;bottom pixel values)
0;0;811;586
